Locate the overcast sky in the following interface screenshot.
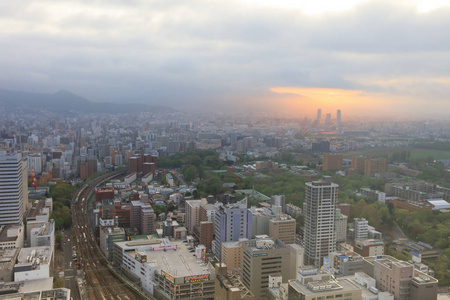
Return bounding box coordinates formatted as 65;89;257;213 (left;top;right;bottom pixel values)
1;0;450;117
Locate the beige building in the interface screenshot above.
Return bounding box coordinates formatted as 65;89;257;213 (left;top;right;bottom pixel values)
363;255;438;300
222;241;242;272
268;215;296;245
241;237;292;299
185;199;205;234
215;264;255;300
323;153;343;171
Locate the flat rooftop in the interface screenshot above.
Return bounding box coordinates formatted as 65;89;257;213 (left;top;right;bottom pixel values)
0;225;20;242
124;240;212;278
17;246;52;269
289;277;361;295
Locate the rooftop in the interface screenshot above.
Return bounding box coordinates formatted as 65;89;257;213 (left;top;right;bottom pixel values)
289;277;360;295
16;247;52;270
121;239;213;278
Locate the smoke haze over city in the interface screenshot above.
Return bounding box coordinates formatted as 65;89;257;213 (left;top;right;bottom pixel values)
1;0;450;118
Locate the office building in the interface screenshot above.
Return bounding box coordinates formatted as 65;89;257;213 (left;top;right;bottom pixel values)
241;237;292;299
303;177;338;268
0;151;28;225
212;199;252;260
100;227;125;261
221;241;242;272
268;215;296;245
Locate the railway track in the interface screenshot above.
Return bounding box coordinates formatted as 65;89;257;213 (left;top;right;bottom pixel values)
72;170;145;300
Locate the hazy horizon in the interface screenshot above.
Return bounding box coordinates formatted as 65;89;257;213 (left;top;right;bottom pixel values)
1;0;450;118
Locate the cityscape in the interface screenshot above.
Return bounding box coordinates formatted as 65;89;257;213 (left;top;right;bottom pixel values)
1;1;450;300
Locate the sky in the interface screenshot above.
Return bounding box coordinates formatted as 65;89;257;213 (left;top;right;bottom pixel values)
1;0;450;118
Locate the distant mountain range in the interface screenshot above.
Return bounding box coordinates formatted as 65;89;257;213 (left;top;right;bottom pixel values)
0;89;174;114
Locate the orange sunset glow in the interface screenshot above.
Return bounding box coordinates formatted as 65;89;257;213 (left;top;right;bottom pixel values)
269;87;405;117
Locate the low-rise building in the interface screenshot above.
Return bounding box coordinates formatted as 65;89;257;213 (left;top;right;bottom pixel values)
14;246;52;282
29;220;55;248
0;248;20;282
0;225;24;250
354;239;385;257
362;255;438;300
287;266;362;300
114;238;215;299
329;251;364;276
215;263;255;300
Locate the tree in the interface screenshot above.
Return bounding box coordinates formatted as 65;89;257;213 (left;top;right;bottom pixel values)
53;278;65;288
56;231;63;246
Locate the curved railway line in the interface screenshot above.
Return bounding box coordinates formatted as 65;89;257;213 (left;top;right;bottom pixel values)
72;170;146;300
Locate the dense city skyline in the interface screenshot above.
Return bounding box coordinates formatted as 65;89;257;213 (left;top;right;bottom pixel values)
1;0;450;117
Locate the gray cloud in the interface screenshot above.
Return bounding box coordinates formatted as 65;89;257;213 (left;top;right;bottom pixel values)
0;0;449;116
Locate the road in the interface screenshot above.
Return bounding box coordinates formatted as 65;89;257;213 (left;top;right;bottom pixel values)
63;229;78;299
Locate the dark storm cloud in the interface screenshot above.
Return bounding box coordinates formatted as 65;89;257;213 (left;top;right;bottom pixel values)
0;0;449;115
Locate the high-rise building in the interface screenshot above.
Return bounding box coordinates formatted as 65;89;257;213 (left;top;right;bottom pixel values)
212;199;252;260
336;109;342;131
353;218;369;240
335;209;348;243
185;199;204;234
325;113;331;128
303;177;338;268
316;109;322;123
130;197;155;235
0;151;28;225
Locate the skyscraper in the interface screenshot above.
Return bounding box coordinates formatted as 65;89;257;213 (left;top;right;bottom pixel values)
0;151;28;225
325;113;331;128
303;177;338;267
336;109;342;131
316;108;322;123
